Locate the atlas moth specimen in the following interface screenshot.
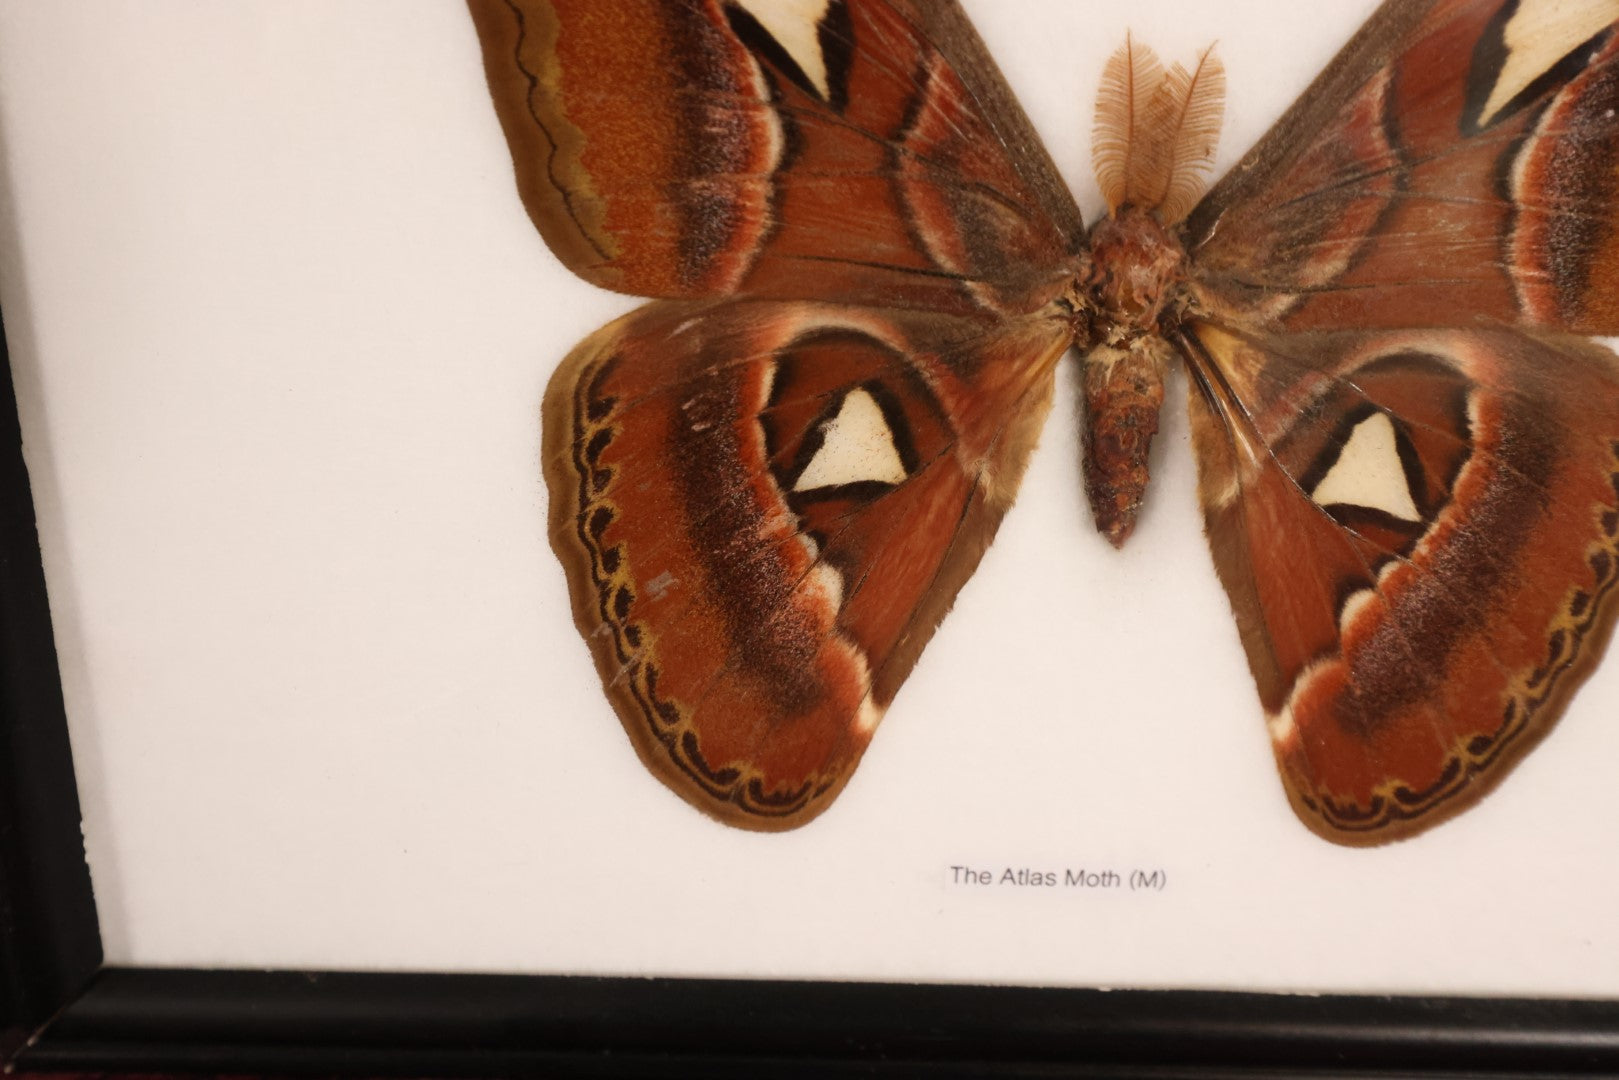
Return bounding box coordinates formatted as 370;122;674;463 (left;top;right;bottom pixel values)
467;0;1619;844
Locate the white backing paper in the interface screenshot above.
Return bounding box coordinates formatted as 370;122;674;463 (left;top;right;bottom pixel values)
0;0;1616;995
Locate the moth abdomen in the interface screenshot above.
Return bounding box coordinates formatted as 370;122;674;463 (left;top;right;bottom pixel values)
1079;337;1172;548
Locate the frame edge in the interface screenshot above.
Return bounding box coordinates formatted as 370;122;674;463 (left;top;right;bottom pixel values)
0;303;103;1062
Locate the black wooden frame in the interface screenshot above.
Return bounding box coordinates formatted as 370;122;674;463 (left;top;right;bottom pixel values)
4;310;1619;1079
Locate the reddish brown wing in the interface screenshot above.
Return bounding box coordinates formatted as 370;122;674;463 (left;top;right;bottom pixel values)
466;0;1082;312
546;300;1068;827
1183;321;1619;843
471;0;1088;827
1187;0;1619;334
1171;0;1619;843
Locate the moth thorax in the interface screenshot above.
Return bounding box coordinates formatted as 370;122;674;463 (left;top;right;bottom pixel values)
1085;206;1188;342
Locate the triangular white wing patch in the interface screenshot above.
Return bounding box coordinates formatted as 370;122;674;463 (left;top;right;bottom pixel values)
731;0;835;99
1477;0;1619;127
1310;411;1422;521
794;388;908;492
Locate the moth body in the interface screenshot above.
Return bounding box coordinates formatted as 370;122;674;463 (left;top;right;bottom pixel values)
1078;37;1219;546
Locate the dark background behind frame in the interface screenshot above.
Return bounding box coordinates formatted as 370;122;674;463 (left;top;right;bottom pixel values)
3;302;1619;1078
0;303;101;1057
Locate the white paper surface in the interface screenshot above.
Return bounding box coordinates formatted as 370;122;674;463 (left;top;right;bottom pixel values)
0;0;1616;994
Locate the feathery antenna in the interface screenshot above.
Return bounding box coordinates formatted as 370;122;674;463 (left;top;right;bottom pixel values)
1092;38;1224;223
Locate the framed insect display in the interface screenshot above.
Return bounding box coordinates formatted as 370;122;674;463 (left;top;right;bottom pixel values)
2;0;1618;1015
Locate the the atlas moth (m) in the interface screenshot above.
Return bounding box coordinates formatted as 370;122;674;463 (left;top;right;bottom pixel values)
466;0;1619;845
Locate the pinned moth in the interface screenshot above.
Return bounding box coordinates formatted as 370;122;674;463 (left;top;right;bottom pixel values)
467;0;1619;843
